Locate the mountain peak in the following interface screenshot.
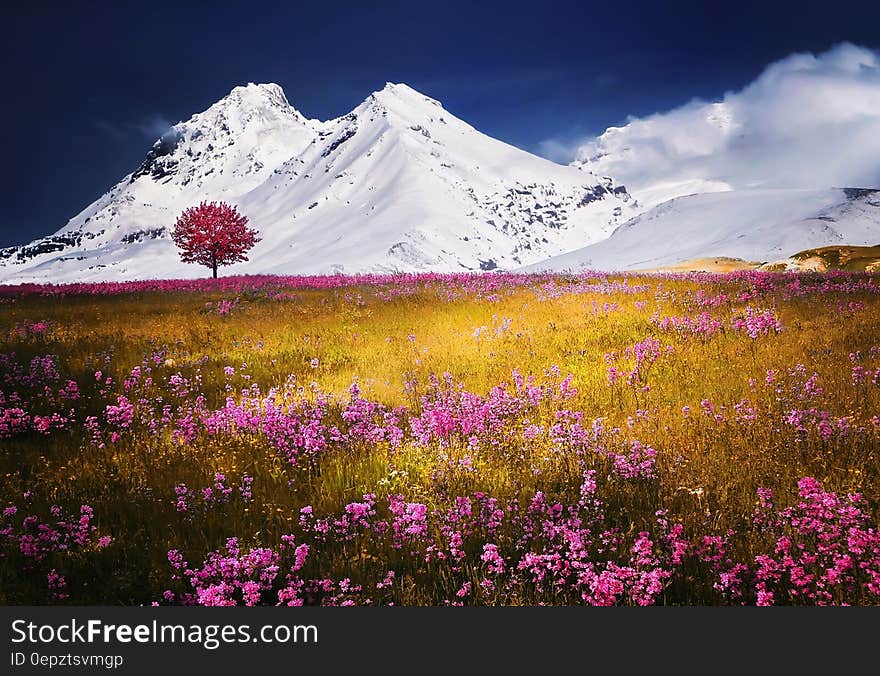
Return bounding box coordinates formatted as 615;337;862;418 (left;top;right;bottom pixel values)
380;82;417;94
371;82;444;110
172;81;313;144
216;82;294;113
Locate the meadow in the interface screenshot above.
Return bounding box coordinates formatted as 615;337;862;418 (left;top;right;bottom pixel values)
1;270;879;606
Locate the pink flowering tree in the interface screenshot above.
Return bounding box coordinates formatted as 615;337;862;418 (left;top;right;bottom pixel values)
171;201;260;278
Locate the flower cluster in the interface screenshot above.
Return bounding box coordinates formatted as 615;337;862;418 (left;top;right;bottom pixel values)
702;479;880;605
605;337;672;393
205;298;239;316
731;307;782;338
13;319;55;341
651;312;722;339
163;474;691;606
1;500;111;603
174;474;254;514
0;353;80;437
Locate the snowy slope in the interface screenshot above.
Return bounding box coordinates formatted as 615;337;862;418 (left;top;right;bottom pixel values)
525;188;880;272
0;83;634;283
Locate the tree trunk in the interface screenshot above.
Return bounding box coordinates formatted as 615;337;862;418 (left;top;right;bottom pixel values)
212;258;217;279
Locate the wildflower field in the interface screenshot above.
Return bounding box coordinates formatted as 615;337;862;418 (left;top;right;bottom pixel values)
1;270;879;606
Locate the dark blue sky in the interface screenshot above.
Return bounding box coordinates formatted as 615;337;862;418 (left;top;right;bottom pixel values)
3;0;879;247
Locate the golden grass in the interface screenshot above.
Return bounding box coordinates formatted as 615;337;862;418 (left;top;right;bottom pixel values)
645;257;760;273
1;273;878;604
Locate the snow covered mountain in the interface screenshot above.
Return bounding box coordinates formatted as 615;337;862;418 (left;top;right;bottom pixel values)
524;187;880;272
0;82;635;283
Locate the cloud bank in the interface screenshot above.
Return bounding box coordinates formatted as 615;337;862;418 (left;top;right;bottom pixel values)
573;43;880;204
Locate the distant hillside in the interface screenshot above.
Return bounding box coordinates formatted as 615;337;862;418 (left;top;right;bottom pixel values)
762;244;880;272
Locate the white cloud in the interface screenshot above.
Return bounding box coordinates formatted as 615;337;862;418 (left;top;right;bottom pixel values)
95;115;173;143
536;136;581;163
572;43;880;204
135;115;173;139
